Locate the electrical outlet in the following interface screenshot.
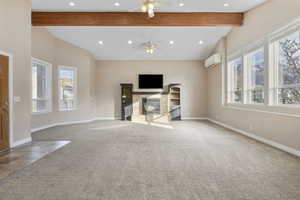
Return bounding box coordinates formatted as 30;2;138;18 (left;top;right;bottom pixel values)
14;96;21;103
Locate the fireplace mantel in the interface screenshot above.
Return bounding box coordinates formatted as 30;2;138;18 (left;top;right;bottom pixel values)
132;91;162;95
133;83;181;95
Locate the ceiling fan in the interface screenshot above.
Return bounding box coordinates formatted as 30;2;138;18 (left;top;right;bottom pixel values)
141;0;161;18
144;41;156;54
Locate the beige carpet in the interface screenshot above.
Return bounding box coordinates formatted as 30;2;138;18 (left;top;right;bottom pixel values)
0;120;299;200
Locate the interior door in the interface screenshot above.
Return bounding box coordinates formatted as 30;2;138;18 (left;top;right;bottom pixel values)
0;55;9;151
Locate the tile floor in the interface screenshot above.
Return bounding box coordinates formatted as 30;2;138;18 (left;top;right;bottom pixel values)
0;141;70;179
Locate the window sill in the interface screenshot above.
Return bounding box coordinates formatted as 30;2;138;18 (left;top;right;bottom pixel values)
59;108;77;112
224;103;300;118
32;111;52;115
270;104;300;109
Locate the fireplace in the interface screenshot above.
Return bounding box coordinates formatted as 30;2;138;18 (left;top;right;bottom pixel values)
142;98;161;115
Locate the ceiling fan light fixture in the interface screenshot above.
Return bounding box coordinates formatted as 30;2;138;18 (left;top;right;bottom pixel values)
145;41;156;54
146;48;154;54
148;8;155;18
142;0;157;18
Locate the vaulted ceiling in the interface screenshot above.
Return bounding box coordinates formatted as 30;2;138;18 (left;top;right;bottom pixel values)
32;0;266;60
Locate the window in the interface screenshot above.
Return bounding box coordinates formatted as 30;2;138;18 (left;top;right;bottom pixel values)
272;31;300;105
226;20;300;109
228;57;243;103
32;58;52;114
58;66;77;111
245;48;265;104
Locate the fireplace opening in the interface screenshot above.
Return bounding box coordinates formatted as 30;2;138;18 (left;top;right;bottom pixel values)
142;98;161;115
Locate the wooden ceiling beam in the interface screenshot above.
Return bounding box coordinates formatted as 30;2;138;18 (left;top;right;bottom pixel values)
32;12;243;27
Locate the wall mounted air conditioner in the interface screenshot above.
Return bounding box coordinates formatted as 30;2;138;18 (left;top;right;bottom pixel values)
205;54;222;68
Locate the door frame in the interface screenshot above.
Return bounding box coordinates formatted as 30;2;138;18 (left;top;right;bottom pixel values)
0;50;14;148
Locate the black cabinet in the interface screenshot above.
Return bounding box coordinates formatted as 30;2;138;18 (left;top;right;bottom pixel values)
120;84;133;121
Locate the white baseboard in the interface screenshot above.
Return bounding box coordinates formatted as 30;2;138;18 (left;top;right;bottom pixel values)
31;124;57;133
12;137;32;148
94;117;120;121
31;117;120;133
182;117;208;120
207;118;300;158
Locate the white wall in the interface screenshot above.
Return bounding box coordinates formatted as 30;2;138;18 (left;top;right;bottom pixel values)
96;61;207;119
0;0;32;145
31;27;97;130
207;0;300;151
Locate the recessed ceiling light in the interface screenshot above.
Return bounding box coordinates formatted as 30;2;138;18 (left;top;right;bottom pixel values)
114;2;120;6
69;2;75;7
198;40;203;45
179;3;184;7
98;41;104;45
224;3;229;7
128;40;133;44
169;40;174;45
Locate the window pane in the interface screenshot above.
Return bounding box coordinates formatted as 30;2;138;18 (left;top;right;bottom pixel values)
32;60;51;113
233;58;243;90
59;68;76;110
36;64;47;98
278;88;300;104
251;49;265;87
32;66;37;100
233;89;242;103
229;58;243;103
32;99;48;113
248;49;265;104
279;32;300;85
251;88;264;104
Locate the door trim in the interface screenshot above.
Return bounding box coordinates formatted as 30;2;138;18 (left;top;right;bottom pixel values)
0;50;14;148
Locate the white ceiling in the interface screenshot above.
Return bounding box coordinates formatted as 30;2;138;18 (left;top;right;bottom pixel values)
32;0;266;12
33;0;266;60
48;27;231;60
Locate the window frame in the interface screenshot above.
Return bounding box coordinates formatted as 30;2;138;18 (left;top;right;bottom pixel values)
31;58;52;115
58;65;78;111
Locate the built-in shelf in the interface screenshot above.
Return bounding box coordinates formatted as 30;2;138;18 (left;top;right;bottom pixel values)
169;86;181;120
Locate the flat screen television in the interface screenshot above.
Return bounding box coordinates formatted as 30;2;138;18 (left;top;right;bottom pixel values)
139;74;163;89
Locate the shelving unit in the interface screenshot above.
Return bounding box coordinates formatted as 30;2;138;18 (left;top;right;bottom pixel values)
169;87;181;120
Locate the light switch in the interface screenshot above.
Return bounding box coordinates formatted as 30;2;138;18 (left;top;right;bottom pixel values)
14;96;21;103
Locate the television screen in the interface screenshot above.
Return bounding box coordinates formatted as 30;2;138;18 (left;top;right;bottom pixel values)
139;74;163;89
